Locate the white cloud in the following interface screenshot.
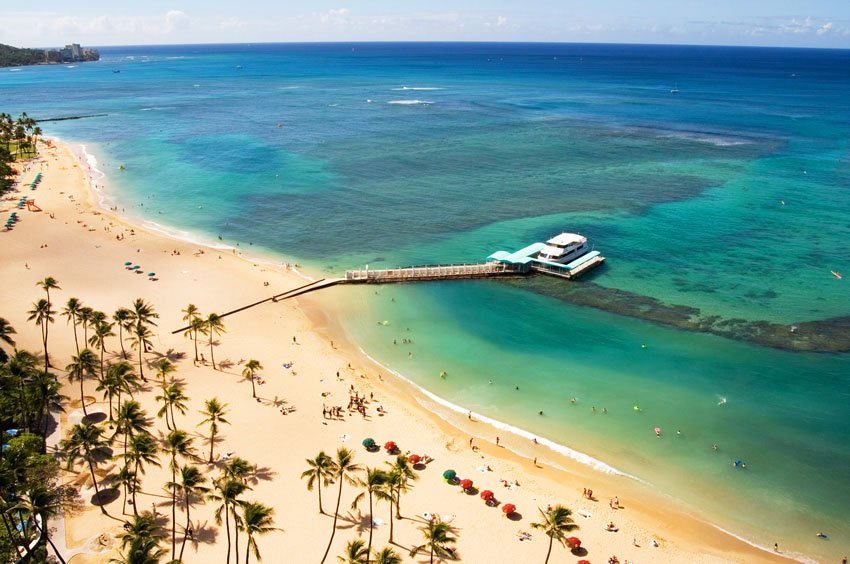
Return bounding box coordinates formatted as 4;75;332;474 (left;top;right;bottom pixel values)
496;16;507;27
165;10;189;32
816;22;834;35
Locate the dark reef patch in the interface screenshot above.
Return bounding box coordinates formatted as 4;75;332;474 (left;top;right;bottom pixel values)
504;276;850;353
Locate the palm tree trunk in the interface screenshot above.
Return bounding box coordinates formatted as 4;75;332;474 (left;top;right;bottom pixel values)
545;534;553;564
367;491;374;557
317;478;324;514
250;376;256;398
138;346;144;380
45;532;67;564
224;501;232;564
193;329;199;361
118;325;125;357
72;318;79;355
319;477;345;563
170;403;177;429
132;462;140;517
172;464;178;562
209;428;216;463
179;493;192;562
430;543;434;564
42;320;49;372
210;339;216;370
87;457;106;515
79;376;88;417
245;537;251;564
388;498;394;544
233;506;240;564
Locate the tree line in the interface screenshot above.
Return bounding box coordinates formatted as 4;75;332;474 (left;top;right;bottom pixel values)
1;112;41;196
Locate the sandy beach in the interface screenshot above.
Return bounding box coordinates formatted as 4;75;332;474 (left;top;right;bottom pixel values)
0;139;789;563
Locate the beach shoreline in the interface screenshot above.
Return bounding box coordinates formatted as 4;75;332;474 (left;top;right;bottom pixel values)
0;138;796;563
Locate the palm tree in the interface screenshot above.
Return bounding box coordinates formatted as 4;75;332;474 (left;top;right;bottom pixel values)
0;316;15;360
62;298;83;354
351;468;389;558
163;429;194;562
89;320;115;382
6;349;37;436
154;358;175;386
112;513;167;564
66;349;98;417
96;365;122;424
156;383;189;431
531;505;577;564
107;361;141;414
113;307;133;358
210;477;248;564
27;298;54;371
78;306;94;345
320;448;363;564
387;455;418;520
338;539;368;564
181;304;202;362
36;276;61;305
409;518;458;564
373;547;402;564
241;359;263;398
301;451;333;515
205;313;225;370
241;501;278;563
31;368;68;440
126;432;160;516
199;397;229;463
129;298;159;345
112;400;151;513
129;324;153;381
15;482;67;563
175;465;209;562
61;419;110;515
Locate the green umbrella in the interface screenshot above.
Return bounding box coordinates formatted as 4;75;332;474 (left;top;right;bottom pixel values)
124;261;133;266
362;438;375;448
147;272;155;277
132;265;141;270
442;469;457;480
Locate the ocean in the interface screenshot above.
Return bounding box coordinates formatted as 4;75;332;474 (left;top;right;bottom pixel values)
3;42;849;561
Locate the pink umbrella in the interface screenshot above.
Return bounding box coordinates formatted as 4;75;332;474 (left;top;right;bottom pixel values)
480;490;494;501
408;454;421;464
567;536;581;548
459;479;473;490
502;503;516;515
384;441;397;452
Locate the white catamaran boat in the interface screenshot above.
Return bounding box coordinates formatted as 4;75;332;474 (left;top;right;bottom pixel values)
537;233;589;264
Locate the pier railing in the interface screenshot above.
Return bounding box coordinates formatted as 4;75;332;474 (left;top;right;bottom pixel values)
345;261;522;283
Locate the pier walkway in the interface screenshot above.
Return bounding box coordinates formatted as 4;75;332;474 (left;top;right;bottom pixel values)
344;262;522;283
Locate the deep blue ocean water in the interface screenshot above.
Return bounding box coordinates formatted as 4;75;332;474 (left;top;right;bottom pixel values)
3;42;849;561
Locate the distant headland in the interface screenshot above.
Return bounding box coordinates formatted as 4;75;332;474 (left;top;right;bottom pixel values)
0;43;100;68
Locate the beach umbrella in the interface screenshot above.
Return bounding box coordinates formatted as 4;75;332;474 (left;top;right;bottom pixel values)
502;503;516;515
408;454;421;464
132;265;141;270
362;438;375;448
383;441;397;452
459;479;473;490
480;490;494;501
442;469;456;481
147;272;155;277
578;560;591;564
124;261;132;266
567;536;581;548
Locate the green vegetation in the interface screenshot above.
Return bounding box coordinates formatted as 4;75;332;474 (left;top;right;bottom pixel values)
0;44;48;67
1;112;41;196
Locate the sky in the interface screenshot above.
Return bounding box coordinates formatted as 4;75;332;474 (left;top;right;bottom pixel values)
1;1;849;49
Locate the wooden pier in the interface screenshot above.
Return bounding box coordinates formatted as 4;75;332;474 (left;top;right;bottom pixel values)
344;262;523;283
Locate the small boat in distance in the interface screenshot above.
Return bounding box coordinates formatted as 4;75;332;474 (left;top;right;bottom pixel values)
670;83;679;94
831;271;842;280
537;233;590;264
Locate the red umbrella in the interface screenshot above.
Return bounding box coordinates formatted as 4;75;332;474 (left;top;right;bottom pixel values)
459;479;473;490
480;490;494;501
577;560;591;564
567;536;581;548
384;441;397;451
408;454;421;464
502;503;516;515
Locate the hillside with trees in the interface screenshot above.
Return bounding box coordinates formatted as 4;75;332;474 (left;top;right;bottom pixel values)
0;44;48;67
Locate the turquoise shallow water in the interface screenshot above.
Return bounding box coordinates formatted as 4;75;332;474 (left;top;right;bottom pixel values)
3;43;849;560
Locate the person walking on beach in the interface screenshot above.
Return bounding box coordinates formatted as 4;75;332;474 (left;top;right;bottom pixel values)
496;436;500;446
